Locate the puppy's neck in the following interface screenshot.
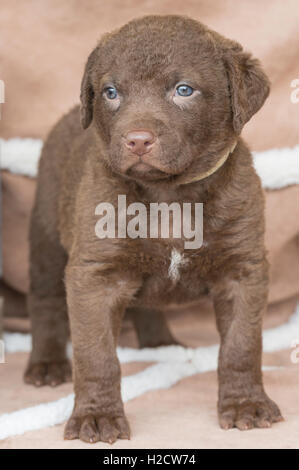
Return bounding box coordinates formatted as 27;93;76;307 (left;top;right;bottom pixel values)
180;140;237;186
137;140;238;202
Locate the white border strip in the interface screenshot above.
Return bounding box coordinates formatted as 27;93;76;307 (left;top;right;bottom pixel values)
1;138;299;189
0;138;42;177
253;145;299;189
0;361;197;441
4;303;299;361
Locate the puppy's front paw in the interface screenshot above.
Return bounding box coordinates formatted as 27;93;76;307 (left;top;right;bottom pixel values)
24;359;72;387
64;412;130;444
218;392;283;430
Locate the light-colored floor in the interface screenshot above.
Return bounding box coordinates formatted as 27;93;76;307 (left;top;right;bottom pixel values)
1;297;299;449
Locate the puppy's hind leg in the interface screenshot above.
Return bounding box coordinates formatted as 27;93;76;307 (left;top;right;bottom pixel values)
24;212;71;387
128;307;179;348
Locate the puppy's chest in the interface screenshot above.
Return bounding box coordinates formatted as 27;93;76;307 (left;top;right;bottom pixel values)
136;238;210;284
167;247;189;282
129;239;212;306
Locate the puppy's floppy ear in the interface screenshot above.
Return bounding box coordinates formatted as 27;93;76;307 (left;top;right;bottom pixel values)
224;48;270;134
80;47;99;129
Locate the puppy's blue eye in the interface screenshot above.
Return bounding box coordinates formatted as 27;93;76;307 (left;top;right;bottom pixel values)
104;87;118;99
176;84;194;97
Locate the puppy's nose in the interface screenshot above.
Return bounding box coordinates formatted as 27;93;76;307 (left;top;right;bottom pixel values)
125;130;156;156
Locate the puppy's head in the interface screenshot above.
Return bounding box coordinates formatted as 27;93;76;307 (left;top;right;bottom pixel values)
81;15;269;184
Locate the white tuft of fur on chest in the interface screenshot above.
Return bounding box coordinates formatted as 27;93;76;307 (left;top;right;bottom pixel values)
168;248;189;282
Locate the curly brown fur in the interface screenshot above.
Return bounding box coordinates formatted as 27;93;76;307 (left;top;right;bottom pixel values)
25;15;282;444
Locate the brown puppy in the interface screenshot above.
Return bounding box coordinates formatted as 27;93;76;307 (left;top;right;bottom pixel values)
25;15;283;444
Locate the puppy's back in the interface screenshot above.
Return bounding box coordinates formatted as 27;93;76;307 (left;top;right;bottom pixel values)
33;106;87;243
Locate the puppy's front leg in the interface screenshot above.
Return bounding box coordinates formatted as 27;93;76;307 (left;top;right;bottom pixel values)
64;261;140;444
212;264;283;430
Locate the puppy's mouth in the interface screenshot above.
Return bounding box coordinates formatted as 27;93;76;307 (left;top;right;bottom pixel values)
110;140;194;182
127;161;170;181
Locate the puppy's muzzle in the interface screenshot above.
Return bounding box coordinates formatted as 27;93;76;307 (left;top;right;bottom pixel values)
124;129;157;156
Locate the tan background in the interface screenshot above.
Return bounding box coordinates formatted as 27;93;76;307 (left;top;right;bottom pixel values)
1;0;299;149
